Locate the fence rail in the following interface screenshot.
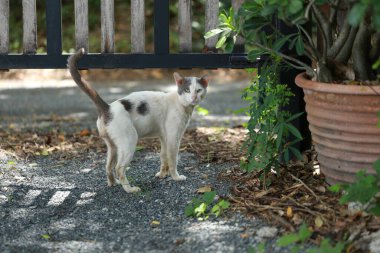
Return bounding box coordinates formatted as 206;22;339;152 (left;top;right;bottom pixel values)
0;0;255;69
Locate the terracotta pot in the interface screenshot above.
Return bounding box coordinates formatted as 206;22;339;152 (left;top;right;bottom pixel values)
295;73;380;184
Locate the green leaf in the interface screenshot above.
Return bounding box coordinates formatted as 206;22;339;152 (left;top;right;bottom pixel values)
204;28;225;39
218;199;230;209
216;36;227;49
285;112;303;123
285;123;303;140
328;184;342;193
291;246;300;253
318;238;345;253
369;204;380;216
41;234;51;240
202;191;216;205
196;107;209;116
7;160;16;165
194;203;207;216
277;233;300;247
289;147;303;161
260;5;276;16
273;34;295;52
374;158;380;175
295;36;305;56
298;223;312;242
185;204;195;217
339;170;378;204
192;197;202;207
248;49;263;61
289;0;303;15
224;36;235;53
348;3;367;27
211;204;221;216
248;242;266;253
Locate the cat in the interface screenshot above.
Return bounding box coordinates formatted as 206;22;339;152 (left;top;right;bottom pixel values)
67;48;209;193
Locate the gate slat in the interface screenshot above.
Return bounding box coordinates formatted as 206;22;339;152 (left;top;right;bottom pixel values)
178;0;192;53
75;0;89;52
22;0;37;54
232;0;244;52
131;0;145;53
205;0;218;51
101;0;114;53
154;0;169;54
0;0;9;54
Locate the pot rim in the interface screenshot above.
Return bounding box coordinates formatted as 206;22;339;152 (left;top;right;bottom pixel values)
295;73;380;95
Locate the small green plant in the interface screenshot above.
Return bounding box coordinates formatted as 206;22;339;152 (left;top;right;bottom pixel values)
330;158;380;216
185;191;230;220
276;223;312;248
239;62;303;187
248;224;344;253
196;106;210;116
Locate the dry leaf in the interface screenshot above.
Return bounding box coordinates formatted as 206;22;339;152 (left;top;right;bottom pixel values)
315;186;326;193
315;216;324;228
151;220;160;226
197;185;212;193
58;134;65;142
292;214;303;225
79;129;91;137
240;233;249;239
255;190;271;198
286;206;293;218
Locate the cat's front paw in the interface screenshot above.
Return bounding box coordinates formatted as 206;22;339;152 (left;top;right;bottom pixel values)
155;171;168;179
172;175;187;181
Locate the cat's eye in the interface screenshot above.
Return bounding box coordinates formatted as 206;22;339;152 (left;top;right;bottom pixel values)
196;89;202;93
184;88;190;93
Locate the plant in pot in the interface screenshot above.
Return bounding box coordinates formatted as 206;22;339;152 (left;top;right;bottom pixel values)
206;0;380;184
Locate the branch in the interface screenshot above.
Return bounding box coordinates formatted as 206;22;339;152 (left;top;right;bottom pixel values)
299;25;320;61
327;18;351;59
329;0;341;24
304;0;316;20
253;42;316;78
370;33;380;63
335;26;358;63
352;21;374;80
311;4;332;47
311;5;330;62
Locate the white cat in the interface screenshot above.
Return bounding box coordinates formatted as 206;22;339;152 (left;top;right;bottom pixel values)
67;49;209;193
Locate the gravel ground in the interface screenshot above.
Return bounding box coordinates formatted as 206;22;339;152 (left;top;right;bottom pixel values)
0;149;286;253
0;78;290;252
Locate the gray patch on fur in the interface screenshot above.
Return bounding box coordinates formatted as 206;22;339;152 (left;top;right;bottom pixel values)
137;101;149;115
177;78;192;95
103;109;113;125
120;99;133;112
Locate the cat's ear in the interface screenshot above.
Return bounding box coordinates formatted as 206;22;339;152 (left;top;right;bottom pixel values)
199;74;210;88
173;72;184;85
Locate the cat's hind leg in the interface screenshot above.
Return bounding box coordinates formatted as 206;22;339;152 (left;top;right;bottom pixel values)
113;129;140;193
104;137;117;186
155;136;169;179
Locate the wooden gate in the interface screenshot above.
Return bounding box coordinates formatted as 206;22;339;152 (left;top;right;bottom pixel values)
0;0;257;69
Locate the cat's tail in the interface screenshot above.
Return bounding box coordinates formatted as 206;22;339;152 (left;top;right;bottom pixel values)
67;48;110;118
